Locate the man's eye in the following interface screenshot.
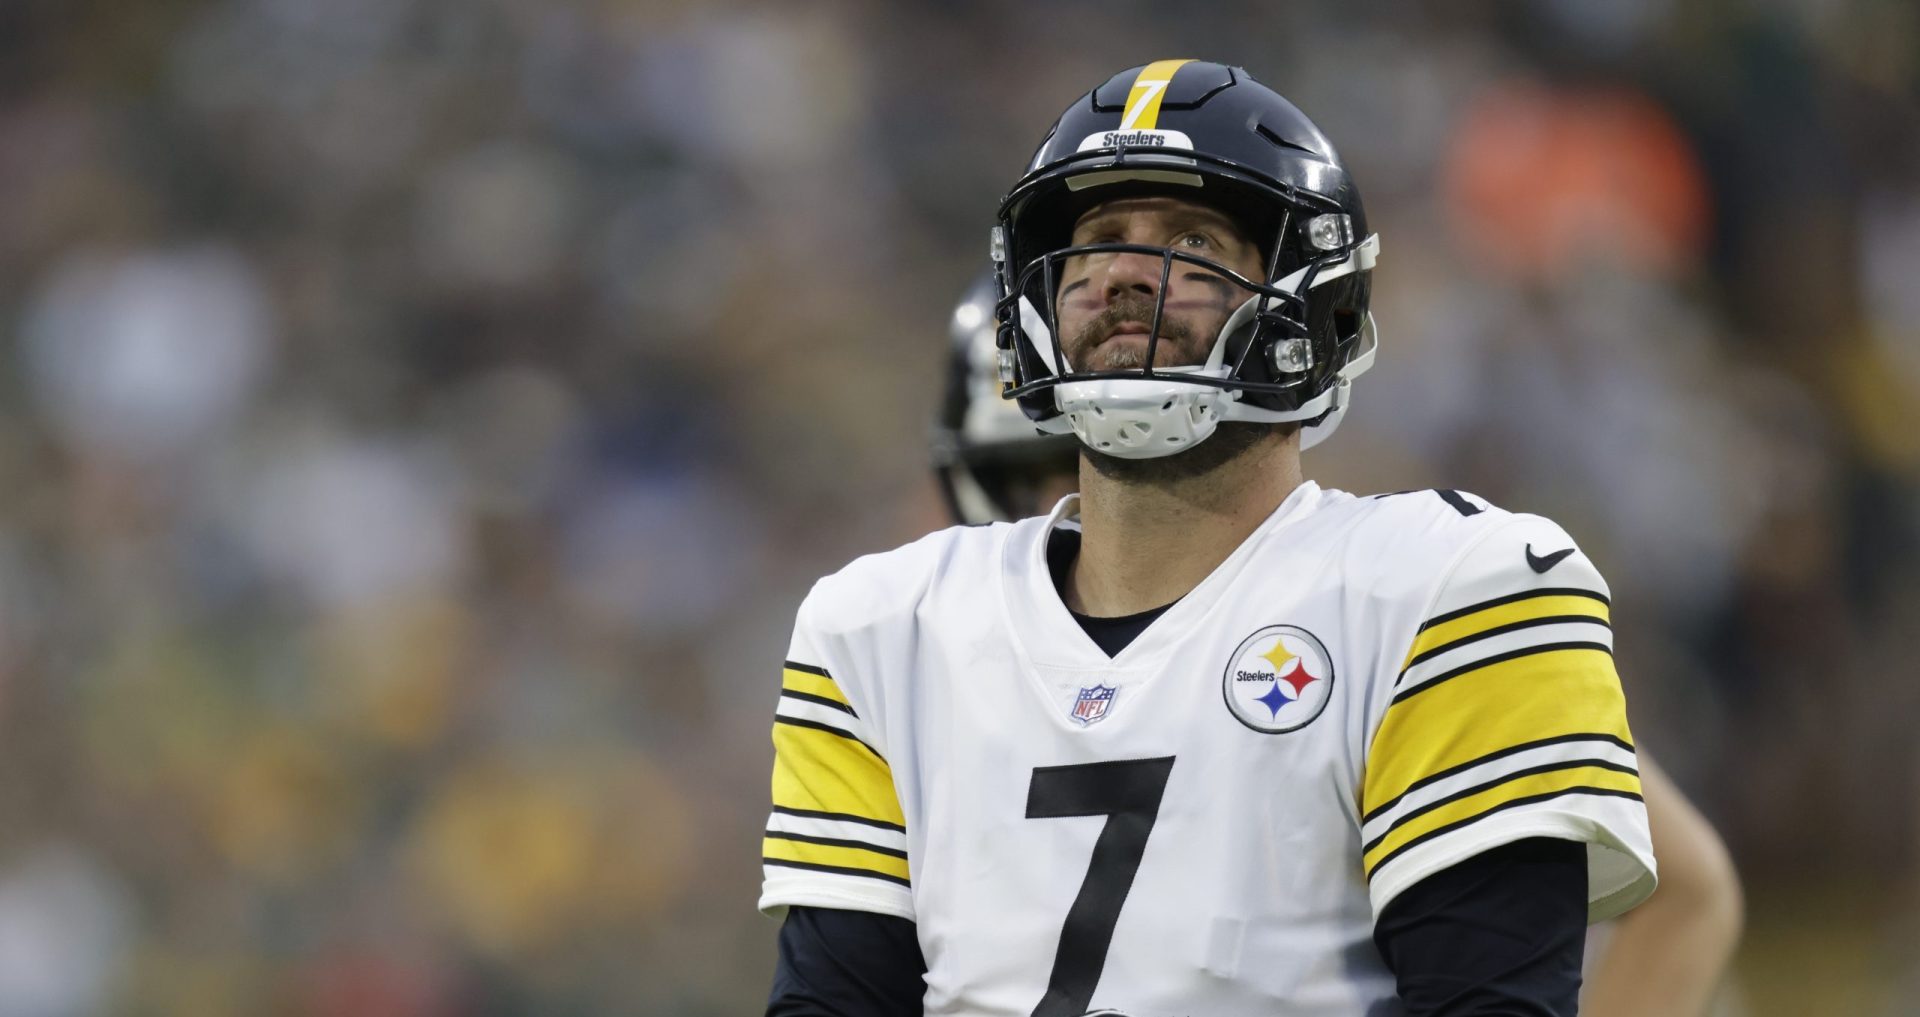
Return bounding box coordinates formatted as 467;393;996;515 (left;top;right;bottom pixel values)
1179;233;1211;248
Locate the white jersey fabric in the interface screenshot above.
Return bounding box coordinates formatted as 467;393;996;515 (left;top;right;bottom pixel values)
761;481;1656;1017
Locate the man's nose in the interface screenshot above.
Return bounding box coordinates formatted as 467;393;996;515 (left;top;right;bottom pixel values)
1101;247;1165;303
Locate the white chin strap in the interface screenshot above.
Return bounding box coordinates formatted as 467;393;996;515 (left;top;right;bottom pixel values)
1299;309;1378;451
1028;233;1380;459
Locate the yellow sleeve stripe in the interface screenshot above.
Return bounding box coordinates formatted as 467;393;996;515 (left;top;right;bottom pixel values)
1363;757;1639;855
782;662;852;711
1397;640;1614;708
1121;58;1195;130
775;715;881;760
1362;763;1643;877
764;835;911;886
1364;646;1629;815
1403;590;1610;670
772;720;906;829
1363;731;1635;823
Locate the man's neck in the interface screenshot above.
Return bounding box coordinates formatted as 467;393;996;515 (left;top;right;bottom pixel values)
1064;431;1303;618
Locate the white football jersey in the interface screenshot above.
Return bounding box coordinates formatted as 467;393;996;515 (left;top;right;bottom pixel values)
761;481;1656;1017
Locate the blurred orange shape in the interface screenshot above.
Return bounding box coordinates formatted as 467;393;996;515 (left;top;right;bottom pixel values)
1443;81;1711;280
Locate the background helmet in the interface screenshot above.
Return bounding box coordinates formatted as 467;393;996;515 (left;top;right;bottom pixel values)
931;272;1079;523
994;59;1380;458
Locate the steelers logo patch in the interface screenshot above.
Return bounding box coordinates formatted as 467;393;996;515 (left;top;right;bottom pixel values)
1221;625;1335;734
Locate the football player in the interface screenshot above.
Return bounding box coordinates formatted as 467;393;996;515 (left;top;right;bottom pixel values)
930;273;1082;525
764;61;1662;1016
928;271;1744;1015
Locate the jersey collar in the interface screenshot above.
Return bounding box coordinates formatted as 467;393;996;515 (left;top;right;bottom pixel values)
1002;480;1327;669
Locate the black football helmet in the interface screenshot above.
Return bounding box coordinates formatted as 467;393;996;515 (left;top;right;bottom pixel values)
993;59;1379;458
931;272;1080;524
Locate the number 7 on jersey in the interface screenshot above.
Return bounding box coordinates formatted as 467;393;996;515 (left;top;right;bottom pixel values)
1025;756;1176;1017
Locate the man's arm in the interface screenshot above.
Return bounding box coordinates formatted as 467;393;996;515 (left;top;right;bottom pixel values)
760;600;918;1012
777;846;1587;1017
1583;756;1742;1017
1362;511;1660;1014
1375;837;1588;1016
768;906;926;1017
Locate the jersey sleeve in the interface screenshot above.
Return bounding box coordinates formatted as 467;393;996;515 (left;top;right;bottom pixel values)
758;594;914;922
1360;513;1656;924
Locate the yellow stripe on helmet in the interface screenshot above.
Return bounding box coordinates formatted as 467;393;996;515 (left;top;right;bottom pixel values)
1120;59;1195;131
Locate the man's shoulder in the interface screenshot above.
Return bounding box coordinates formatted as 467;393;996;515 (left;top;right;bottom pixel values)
1331;487;1513;562
1349;486;1514;531
1320;488;1595;595
1332;488;1606;606
801;521;1017;636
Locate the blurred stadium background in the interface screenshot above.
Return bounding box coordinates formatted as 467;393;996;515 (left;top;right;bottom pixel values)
0;1;1917;1014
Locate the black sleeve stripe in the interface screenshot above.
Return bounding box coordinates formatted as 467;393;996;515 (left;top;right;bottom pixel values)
1367;786;1645;879
770;903;925;1013
1373;839;1587;1014
784;660;833;679
1362;732;1638;823
1403;614;1614;672
1390;641;1614;706
1362;758;1641;854
1418;588;1611;632
780;689;857;716
765;830;910;860
764;857;912;888
774;715;884;761
772;805;908;833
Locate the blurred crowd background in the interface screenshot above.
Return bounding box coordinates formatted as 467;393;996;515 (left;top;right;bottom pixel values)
0;0;1917;1014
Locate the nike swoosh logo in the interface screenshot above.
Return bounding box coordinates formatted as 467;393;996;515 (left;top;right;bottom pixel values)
1526;544;1576;573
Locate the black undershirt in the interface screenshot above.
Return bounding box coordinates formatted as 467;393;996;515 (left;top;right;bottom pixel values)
1047;528;1175;657
768;529;1590;1016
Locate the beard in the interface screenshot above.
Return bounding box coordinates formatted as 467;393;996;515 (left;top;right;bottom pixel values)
1064;294;1207;371
1063;291;1293;482
1081;421;1295;483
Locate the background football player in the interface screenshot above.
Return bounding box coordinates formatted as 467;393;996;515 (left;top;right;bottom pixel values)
930;274;1082;525
764;60;1659;1016
932;270;1744;1016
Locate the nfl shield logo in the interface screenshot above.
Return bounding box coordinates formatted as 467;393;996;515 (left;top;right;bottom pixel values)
1070;684;1117;726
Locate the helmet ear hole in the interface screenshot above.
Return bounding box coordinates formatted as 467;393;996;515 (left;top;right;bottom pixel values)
1333;309;1360;342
